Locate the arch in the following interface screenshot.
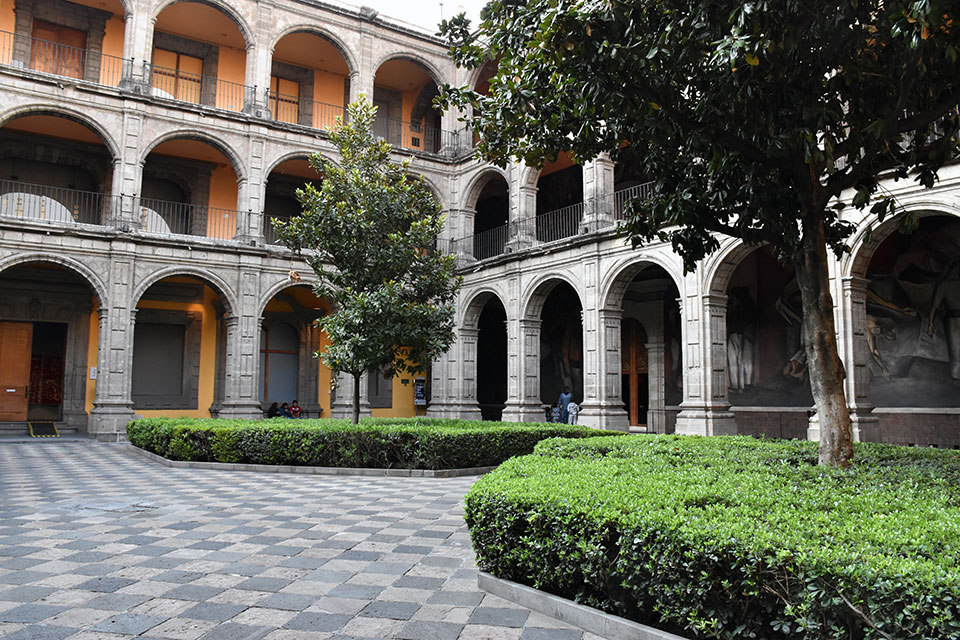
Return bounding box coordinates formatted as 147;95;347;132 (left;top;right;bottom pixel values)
703;237;762;296
600;253;685;311
845;202;960;279
262;150;336;179
408;172;445;210
521;272;583;321
463;168;509;211
151;0;254;49
0;104;122;161
257;278;320;319
270;25;358;77
520;164;540;189
372;53;446;87
461;287;507;330
0;253;108;304
140;129;247;183
130;266;238;316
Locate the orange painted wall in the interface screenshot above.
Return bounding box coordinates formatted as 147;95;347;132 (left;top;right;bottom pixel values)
206;165;238;238
313;70;347;130
99;16;125;85
216;45;246;110
0;3;14;65
84;304;99;414
134;285;219;418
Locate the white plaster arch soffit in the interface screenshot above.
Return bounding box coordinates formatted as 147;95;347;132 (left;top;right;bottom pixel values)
0;104;122;162
702;237;764;296
0;253;110;305
130;266;239;316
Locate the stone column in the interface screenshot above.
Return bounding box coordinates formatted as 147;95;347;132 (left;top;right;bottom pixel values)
829;276;872;441
243;39;270;117
502;318;544;421
457;327;482;420
507;163;536;250
299;324;323;418
330;370;371;419
580;308;629;430
116;110;146;229
90;306;136;440
219;262;265;418
675;293;737;435
425;340;463;418
646;338;666;434
119;8;152;92
581;154;616;232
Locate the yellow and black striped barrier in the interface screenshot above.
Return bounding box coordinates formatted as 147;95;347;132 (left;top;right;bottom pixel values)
28;421;59;438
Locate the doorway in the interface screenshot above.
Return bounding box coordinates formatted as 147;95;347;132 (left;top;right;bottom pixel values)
621;318;649;427
0;321;67;421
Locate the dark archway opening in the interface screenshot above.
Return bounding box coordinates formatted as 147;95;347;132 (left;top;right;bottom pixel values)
540;283;583;410
476;297;507;420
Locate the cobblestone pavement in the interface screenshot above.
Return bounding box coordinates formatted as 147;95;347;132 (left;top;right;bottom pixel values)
0;442;601;640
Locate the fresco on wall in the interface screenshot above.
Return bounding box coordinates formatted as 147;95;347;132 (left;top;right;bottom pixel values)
540;283;583;406
726;248;813;407
866;217;960;407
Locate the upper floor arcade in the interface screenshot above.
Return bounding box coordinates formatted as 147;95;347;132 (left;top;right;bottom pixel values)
0;0;469;158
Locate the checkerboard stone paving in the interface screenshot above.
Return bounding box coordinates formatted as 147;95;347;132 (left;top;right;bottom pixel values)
0;443;605;640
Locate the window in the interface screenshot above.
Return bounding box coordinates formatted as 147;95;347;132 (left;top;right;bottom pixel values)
260;324;299;404
270;76;300;124
31;20;87;79
151;49;203;103
367;368;393;409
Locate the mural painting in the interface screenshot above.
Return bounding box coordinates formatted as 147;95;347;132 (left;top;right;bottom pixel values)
726;248;813;407
866;216;960;407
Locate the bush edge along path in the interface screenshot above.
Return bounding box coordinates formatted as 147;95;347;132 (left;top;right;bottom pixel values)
466;435;960;640
126;417;612;470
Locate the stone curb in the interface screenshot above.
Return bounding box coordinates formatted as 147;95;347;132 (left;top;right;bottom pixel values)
125;444;497;478
478;571;692;640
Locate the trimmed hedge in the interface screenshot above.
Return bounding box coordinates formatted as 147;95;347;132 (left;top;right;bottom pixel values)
465;435;960;640
126;417;613;470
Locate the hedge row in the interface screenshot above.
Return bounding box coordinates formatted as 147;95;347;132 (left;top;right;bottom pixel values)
465;435;960;640
126;417;612;470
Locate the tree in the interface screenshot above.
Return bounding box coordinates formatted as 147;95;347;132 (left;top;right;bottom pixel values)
439;0;960;465
275;98;461;424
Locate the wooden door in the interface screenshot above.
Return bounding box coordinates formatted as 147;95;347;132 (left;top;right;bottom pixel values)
0;322;33;421
31;20;87;79
621;318;648;426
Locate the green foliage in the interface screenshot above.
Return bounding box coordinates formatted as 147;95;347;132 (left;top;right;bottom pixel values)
273;98;461;422
465;435;960;639
126;417;614;470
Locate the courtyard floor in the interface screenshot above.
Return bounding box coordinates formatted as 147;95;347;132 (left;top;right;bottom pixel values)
0;442;598;640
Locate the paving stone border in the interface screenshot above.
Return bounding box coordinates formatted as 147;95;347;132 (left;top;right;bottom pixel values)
126;443;498;478
478;571;692;640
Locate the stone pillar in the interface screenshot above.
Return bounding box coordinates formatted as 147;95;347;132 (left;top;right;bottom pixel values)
646;338;666;434
243;39;270;117
502;318;544;421
219;262;265;418
330;370;371;419
675;293;737;435
116;110;146;229
119;8;152;92
90;306;135;440
505;162;535;250
457;327;482;420
299;323;323;418
828;275;872;441
581;154;616;232
580;308;629;430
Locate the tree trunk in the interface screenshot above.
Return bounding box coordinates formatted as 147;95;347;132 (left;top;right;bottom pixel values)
352;372;361;425
795;216;854;466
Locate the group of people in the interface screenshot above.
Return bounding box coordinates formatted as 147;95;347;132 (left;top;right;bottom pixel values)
266;400;306;419
545;386;579;424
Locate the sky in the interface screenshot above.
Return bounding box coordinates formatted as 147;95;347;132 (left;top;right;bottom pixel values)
335;0;487;34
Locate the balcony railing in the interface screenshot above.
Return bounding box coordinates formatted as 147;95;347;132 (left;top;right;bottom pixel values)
146;63;248;112
472;223;509;260
536;202;584;243
268;91;346;131
373;116;468;157
0;30;125;87
137;197;238;239
614;181;655;220
0;180;114;225
263;215;292;246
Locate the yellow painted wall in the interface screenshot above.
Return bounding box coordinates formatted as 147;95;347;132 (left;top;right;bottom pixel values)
370;372;419;418
315;331;332;416
216;45;246;111
206;165;238;238
399;80;431;151
134;284;219;418
84;304;99;414
312;70;347;130
99;16;125;85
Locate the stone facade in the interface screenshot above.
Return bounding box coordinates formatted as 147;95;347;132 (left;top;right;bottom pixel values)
0;0;958;446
